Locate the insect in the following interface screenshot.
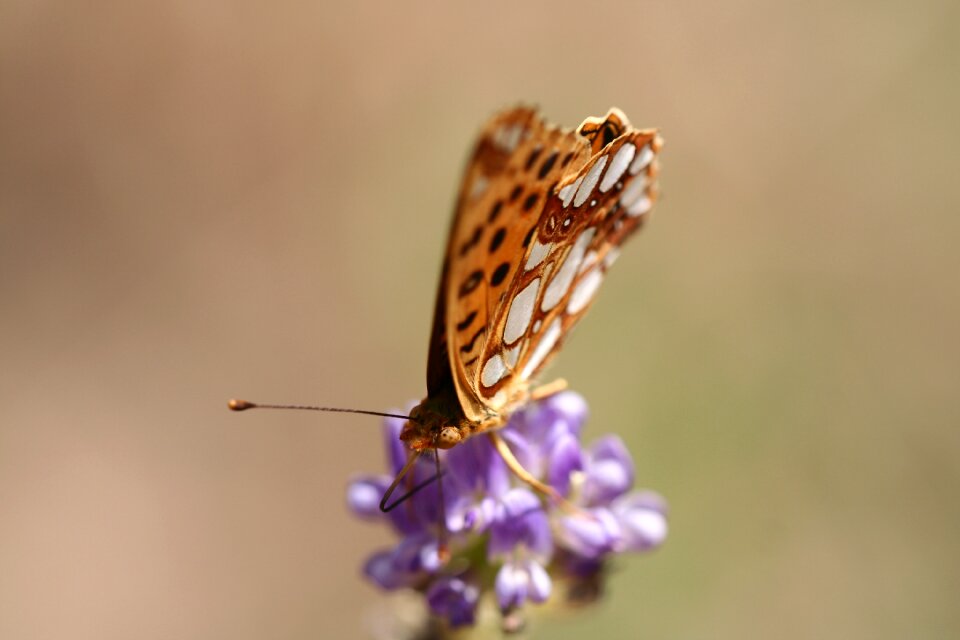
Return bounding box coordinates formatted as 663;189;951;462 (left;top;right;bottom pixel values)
231;106;661;524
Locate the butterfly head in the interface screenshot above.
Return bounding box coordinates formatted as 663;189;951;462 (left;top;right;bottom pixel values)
401;398;467;451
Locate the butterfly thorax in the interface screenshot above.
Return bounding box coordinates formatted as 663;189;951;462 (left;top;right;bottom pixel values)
401;392;504;452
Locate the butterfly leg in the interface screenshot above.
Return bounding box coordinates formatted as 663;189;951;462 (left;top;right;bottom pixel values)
529;378;568;401
488;431;581;516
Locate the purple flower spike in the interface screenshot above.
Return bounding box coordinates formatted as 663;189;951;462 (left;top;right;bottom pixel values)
495;558;552;612
426;576;480;627
347;392;668;630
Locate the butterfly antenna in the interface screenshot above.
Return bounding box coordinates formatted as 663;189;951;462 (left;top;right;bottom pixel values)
227;399;418;422
381;472;446;513
434;447;450;563
379;452;424;512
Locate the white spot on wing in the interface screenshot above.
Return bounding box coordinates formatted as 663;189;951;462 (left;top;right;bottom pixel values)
603;247;620;269
629;143;654;175
522;317;562;378
560;176;583;208
495;124;523;152
506;125;522;150
574;156;608;207
493;125;519;152
470;175;488;199
567;269;604;314
541;228;595;312
620;175;648;211
626;195;652;217
503;278;540;344
600;143;635;192
579;250;598;275
525;239;551;271
504;342;522;368
481;353;507;388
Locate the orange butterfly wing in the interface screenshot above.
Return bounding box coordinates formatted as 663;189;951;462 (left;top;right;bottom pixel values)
427;107;662;424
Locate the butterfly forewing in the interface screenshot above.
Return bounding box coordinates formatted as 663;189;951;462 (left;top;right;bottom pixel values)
431;108;584;421
429;106;662;426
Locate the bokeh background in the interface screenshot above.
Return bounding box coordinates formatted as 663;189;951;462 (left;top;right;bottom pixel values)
2;2;958;638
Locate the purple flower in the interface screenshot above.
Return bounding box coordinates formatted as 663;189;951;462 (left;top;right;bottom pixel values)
426;576;480;627
554;507;621;558
346;391;667;630
363;533;441;589
499;393;586;487
612;491;669;552
488;488;552;560
495;558;551;612
345;475;388;519
581;436;634;506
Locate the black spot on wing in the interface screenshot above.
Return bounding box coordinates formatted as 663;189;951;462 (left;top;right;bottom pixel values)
601;121;619;147
488;200;503;223
491;262;510;287
522;193;539;212
456;310;477;332
522;226;535;248
458;225;483;257
460;327;485;354
525;146;543;172
538;151;558;179
489;227;506;253
459;270;483;297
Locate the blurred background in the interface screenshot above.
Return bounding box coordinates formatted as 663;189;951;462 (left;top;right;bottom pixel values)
1;1;958;638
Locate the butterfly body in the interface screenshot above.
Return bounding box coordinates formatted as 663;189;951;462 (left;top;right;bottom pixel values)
401;106;662;455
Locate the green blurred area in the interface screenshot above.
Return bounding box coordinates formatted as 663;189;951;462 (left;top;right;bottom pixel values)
1;1;957;638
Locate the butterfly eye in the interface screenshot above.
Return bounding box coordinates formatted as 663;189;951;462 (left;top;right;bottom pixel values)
437;427;462;449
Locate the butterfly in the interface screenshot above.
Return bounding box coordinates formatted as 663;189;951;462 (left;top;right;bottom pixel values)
231;106;661;517
390;106;661;500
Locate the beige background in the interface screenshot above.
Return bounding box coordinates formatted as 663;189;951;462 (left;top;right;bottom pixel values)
1;1;958;638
